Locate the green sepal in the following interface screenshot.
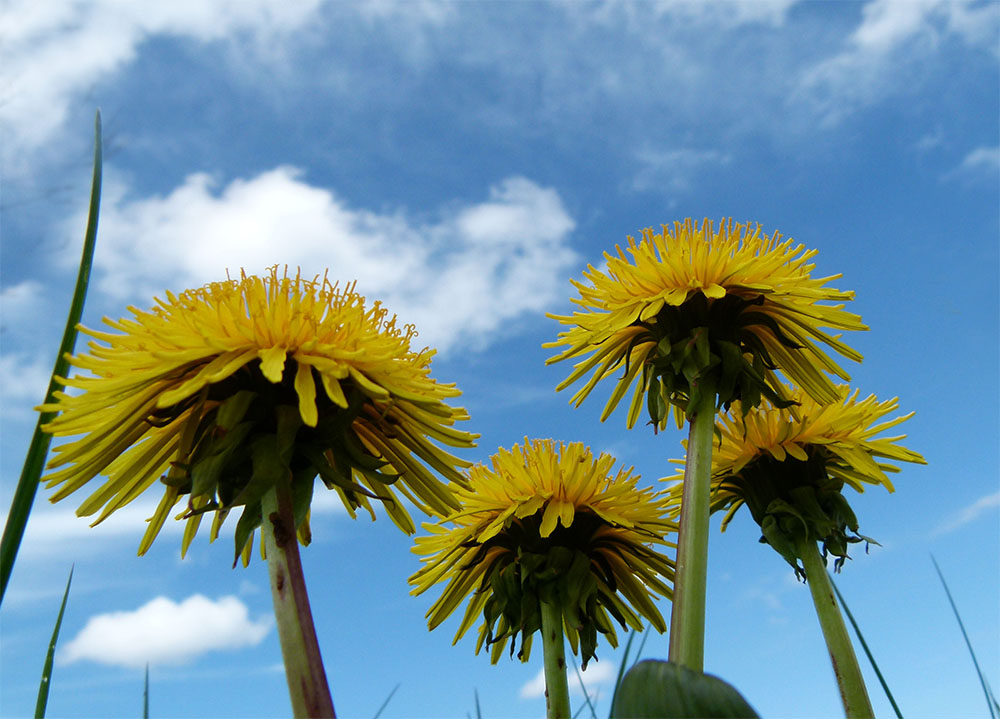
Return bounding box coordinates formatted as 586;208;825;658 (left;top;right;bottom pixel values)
229;434;290;509
216;390;257;430
188;422;254;499
611;660;759;719
232;501;262;567
760;513;803;577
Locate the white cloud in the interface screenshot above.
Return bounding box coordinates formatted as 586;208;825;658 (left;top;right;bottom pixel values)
0;0;327;155
9;500;185;558
61;594;270;668
0;352;51;410
519;659;616;700
932;491;1000;536
797;0;999;124
632;147;732;195
71;168;577;353
945;145;1000;180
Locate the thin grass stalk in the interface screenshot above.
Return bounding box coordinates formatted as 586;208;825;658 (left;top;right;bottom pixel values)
261;481;335;718
830;576;903;718
371;683;399;719
1;112;102;604
797;538;873;718
931;555;997;719
33;566;73;718
143;664;149;719
570;653;598;719
608;628;638;716
540;599;571;719
667;377;717;672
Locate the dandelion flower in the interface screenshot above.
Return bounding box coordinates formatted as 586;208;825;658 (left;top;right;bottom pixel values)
547;218;867;428
39;267;477;563
410;438;675;668
666;385;926;572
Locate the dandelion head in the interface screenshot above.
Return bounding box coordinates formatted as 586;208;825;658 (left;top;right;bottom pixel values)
39;267;478;564
410;438;675;668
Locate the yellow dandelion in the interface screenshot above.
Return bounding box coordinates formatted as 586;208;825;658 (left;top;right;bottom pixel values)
39;267;477;563
410;438;675;668
546;218;867;429
666;385;926;571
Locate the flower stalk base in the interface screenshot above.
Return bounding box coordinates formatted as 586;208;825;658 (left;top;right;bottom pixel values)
667;376;717;672
540;599;571;719
797;536;873;719
262;482;336;718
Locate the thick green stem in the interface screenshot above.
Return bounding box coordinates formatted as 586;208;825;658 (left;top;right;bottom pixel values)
667;378;717;672
261;482;336;718
539;599;571;719
797;537;873;719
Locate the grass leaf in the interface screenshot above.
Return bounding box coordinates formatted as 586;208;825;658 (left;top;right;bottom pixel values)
931;554;997;719
830;574;903;718
1;111;103;604
34;566;74;719
372;682;400;719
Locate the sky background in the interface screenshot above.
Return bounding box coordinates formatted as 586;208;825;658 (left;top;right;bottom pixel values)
1;1;998;717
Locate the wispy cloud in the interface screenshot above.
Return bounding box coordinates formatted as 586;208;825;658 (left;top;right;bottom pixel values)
796;0;999;125
61;594;270;668
632;147;732;196
0;0;329;157
932;491;1000;537
519;660;616;700
943;145;1000;182
66;168;577;353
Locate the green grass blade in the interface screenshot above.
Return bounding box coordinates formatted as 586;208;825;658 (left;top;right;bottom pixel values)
570;653;598;719
931;555;997;719
608;627;639;718
474;689;482;719
143;664;150;719
34;566;74;719
0;110;102;604
830;575;903;719
372;682;400;719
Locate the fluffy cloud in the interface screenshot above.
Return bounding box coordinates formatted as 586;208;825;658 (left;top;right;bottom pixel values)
0;0;327;155
73;168;577;353
61;594;270;668
797;0;999;124
519;660;616;700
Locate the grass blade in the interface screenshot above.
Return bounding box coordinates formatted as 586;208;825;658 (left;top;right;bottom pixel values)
372;682;400;719
570;654;598;719
931;555;997;719
608;627;639;717
0;111;103;604
34;566;74;718
830;574;903;718
144;664;150;719
473;689;482;719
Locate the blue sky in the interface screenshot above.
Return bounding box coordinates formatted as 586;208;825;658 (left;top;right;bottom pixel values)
1;1;997;717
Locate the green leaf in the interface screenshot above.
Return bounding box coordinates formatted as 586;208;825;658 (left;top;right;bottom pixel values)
611;660;759;719
1;113;102;604
35;566;74;719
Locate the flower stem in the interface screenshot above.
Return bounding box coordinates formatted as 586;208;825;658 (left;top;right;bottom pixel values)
539;599;571;719
667;377;717;672
261;482;336;718
796;537;873;719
